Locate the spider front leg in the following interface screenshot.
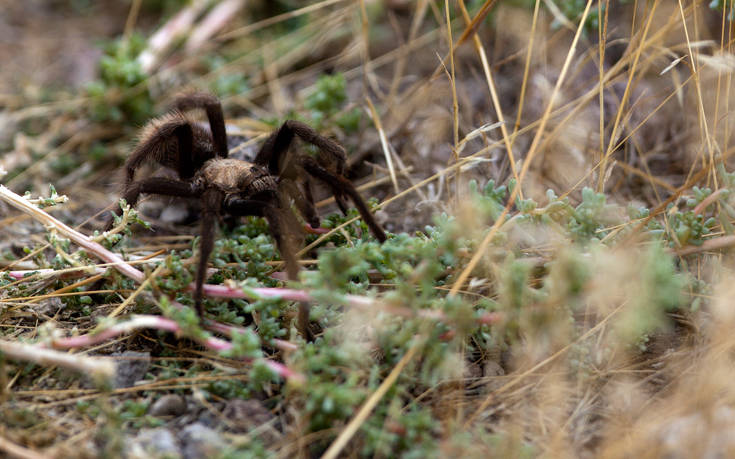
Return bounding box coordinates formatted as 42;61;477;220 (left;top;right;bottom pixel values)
172;93;228;159
194;188;224;317
301;157;387;242
104;177;199;231
254;120;385;240
224;196;314;341
123;119;198;185
255;120;347;175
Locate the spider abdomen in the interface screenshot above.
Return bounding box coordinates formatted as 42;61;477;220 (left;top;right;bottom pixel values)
197;158;277;196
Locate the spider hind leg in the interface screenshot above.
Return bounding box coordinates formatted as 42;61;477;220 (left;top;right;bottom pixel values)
254;120;347;175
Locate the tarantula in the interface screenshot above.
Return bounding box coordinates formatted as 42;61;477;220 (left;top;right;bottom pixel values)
105;93;386;339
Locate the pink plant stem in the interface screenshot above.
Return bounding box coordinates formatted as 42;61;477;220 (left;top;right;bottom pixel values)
304;224;331;235
45;315;303;382
7;268;57;280
693;188;727;215
203;319;298;352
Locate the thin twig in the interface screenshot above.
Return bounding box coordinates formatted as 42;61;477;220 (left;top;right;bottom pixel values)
0;339;116;384
322;340;421;459
0;434;49;459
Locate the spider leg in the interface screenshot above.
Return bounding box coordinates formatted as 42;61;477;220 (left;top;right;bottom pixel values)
254;120;365;224
254;120;346;175
333;190;350;215
300;157;387;242
225;196;314;341
302;178;317;216
279;178;320;228
172;93;228;158
104;177;199;230
125;117;204;185
194;188;224;317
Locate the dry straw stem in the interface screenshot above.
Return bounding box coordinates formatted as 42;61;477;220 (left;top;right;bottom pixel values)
217;0;347;41
322;339;421;459
449;0;595;297
598;0;660;192
512;0;541;138
107;263;166;318
457;0;520;194
0;434;49;459
0;185;145;283
0;339;116;384
365;97;400;193
444;0;459;151
137;0;209;73
511;3;706;203
184;0;246;53
676;0;716;168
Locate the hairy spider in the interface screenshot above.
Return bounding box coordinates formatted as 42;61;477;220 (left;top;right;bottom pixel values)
105;93;387;339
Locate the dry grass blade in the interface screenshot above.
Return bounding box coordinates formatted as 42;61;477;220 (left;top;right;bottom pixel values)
108;263;166;318
449;0;595;296
216;0;347;41
598;0;660;191
321;340;421;459
0;434;50;459
365;97;400;193
458;0;520;194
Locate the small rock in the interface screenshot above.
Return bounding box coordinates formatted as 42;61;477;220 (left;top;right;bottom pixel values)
179;423;227;459
35;297;64;318
222;399;276;433
149;394;187;417
464;361;483;380
484;360;505;377
127;428;181;459
112;351;150;388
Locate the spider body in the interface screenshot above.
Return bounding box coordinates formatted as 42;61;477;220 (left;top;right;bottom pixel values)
105;93;386;340
195;158;277;197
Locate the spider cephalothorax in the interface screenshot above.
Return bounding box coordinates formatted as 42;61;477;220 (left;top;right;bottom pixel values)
105;92;387;340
